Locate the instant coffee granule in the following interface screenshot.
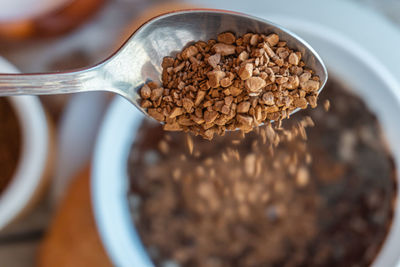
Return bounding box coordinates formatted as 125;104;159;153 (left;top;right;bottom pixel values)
0;98;21;193
139;32;321;139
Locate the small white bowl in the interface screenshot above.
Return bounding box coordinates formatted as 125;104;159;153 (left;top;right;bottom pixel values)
0;57;52;230
92;18;400;267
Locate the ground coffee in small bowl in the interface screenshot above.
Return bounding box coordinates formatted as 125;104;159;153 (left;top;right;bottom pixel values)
0;98;21;194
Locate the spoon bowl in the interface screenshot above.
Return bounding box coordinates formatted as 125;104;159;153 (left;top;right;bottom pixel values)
107;9;328;115
0;9;328;120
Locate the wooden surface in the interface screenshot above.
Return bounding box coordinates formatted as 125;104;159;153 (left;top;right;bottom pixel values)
37;166;112;267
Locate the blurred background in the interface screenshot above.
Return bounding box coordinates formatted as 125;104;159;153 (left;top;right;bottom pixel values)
1;0;400;266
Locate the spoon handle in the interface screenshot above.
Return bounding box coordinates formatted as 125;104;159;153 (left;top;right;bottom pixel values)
0;68;100;96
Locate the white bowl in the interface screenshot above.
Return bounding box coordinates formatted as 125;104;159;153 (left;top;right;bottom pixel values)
0;57;52;230
92;19;400;267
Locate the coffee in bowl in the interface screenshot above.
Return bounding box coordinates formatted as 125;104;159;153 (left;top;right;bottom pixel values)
0;98;21;194
127;78;397;266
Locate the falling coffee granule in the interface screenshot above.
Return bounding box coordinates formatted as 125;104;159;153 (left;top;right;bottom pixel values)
139;32;321;139
128;79;396;267
0;98;21;193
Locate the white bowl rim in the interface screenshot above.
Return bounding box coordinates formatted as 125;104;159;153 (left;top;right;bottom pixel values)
92;20;400;267
0;57;49;230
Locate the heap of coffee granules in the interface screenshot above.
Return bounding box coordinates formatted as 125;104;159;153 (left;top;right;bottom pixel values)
0;98;21;193
128;79;396;267
139;32;321;139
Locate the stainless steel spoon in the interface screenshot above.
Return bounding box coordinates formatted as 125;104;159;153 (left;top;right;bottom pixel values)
0;9;328;119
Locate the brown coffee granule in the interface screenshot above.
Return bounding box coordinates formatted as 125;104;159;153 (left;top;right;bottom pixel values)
139;32;321;139
186;134;194;155
0;98;21;193
323;99;330;111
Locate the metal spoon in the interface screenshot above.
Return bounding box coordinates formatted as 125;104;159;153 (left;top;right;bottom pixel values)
0;9;328;119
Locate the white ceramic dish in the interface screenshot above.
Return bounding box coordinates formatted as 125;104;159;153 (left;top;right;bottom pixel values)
0;57;52;230
92;14;400;267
